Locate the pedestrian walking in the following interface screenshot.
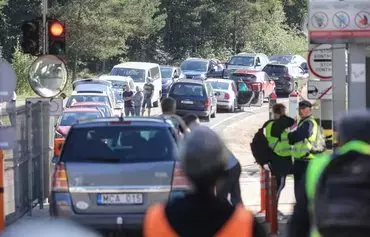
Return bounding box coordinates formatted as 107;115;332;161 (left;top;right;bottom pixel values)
264;103;295;219
122;84;134;116
288;110;370;237
144;126;267;237
183;113;243;206
142;81;154;116
287;100;326;201
157;97;189;138
132;86;144;116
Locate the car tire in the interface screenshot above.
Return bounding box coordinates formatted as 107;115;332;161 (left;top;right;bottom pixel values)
204;114;211;122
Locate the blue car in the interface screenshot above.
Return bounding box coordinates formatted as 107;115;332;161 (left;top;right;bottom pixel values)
160;66;185;99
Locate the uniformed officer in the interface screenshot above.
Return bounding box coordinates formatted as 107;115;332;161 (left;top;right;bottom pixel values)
288;110;370;237
143;126;267;237
287;100;321;201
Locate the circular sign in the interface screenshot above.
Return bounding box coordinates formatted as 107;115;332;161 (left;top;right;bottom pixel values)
0;58;17;103
308;44;332;80
28;55;68;98
311;12;329;29
355;11;370;29
332;11;350;29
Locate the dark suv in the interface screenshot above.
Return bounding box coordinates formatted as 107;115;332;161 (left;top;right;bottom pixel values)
179;58;224;80
168;79;217;121
263;63;308;94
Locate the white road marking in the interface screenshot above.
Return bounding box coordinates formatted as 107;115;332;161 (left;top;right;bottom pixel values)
210;111;251;129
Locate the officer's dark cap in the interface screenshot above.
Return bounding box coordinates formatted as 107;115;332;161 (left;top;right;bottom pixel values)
299;100;312;108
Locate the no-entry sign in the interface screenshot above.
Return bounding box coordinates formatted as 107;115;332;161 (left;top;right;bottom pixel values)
308;44;332;80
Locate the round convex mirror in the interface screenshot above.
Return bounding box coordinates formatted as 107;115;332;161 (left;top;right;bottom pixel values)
28;55;68;98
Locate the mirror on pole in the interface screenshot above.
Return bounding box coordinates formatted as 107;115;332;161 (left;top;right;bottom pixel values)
28;55;68;98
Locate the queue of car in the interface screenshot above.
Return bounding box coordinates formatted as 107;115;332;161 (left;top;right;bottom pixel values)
50;53;308;234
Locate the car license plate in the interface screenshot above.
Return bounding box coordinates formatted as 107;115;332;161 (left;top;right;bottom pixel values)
181;100;194;104
97;193;143;205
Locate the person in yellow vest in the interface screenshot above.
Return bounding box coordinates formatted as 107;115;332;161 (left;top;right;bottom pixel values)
264;103;294;219
143;126;267;237
288;110;370;237
287;100;322;201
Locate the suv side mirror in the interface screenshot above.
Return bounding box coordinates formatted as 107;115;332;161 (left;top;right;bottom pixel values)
255;62;261;67
174;74;179;78
147;77;153;82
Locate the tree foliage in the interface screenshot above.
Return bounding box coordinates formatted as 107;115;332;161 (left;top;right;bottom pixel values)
1;0;308;93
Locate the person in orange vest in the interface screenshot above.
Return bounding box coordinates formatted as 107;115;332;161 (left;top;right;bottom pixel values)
143;125;267;237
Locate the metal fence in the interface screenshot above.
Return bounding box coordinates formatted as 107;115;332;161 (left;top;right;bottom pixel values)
0;101;53;225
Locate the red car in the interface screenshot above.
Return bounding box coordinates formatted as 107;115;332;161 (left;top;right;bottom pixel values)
229;70;275;107
70;101;113;117
55;107;105;138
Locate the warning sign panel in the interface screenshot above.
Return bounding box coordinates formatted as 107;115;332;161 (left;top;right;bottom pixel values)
308;44;332;80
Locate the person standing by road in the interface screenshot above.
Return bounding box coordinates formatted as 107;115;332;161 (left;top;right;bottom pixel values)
122;84;134;116
144;126;267;237
264;103;294;219
132;86;144;116
288;110;370;237
142;81;154;116
183;113;243;206
287;100;325;201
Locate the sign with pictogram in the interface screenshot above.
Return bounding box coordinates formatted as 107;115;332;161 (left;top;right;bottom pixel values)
308;44;332;80
307;80;332;100
309;0;370;43
332;11;350;29
355;11;370;29
311;12;329;29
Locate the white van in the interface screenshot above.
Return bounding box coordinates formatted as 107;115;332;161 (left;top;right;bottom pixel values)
110;62;162;107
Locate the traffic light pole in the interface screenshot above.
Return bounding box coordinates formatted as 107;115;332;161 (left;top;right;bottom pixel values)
42;0;48;54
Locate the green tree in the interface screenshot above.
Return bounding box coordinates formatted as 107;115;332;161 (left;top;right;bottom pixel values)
11;43;36;94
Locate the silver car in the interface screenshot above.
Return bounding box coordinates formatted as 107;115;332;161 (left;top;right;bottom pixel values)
50;117;190;231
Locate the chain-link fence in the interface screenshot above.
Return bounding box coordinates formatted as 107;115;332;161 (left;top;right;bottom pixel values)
0;101;53;225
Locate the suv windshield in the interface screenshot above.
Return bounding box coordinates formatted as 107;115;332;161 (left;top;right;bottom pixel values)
170;83;205;97
228;56;254;66
263;65;288;75
111;68;145;83
67;95;110;107
61;126;178;163
209;81;229;90
59;112;102;126
269;55;292;64
160;67;173;78
180;60;208;72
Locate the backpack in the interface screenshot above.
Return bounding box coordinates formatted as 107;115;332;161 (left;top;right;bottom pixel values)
314;151;370;237
250;120;277;165
310;122;326;153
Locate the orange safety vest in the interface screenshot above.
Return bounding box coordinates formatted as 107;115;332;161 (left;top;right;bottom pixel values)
54;138;65;157
144;203;253;237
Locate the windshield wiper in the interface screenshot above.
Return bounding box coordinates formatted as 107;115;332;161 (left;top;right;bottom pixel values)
85;157;120;163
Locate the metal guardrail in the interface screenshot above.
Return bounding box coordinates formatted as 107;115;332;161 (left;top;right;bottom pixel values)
0;101;53;225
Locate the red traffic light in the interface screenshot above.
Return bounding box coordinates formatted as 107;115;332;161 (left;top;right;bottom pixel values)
49;21;64;37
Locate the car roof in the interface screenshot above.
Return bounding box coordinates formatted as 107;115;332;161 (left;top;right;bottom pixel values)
160;65;175;69
182;58;209;63
265;63;289;67
64;107;101;113
71;117;173;128
113;62;160;70
70;102;106;106
206;78;234;83
99;75;133;81
234;52;256;57
232;69;265;75
174;79;205;85
71;91;108;95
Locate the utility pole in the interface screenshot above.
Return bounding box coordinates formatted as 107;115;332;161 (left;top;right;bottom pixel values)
42;0;48;54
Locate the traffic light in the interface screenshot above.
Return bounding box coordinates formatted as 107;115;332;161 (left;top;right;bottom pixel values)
48;19;66;55
21;19;41;55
